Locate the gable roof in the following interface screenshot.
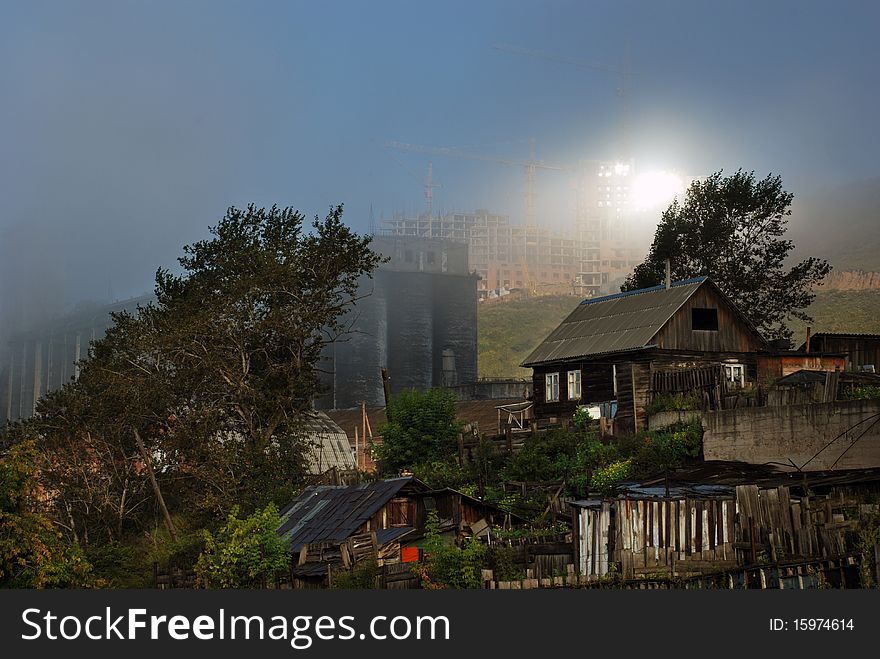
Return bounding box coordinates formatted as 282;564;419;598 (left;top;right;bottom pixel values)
522;277;708;366
521;277;770;367
277;477;424;551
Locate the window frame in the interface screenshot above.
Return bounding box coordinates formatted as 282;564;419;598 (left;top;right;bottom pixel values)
567;369;582;401
545;372;560;402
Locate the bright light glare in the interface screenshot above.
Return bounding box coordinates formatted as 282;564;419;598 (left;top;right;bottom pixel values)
630;171;684;210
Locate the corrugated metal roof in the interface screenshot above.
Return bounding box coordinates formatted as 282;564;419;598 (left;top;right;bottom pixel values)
521;278;708;366
299;411;356;474
277;477;419;550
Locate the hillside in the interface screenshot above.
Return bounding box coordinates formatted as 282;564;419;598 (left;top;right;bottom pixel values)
478;290;880;377
478;294;580;378
790;177;880;272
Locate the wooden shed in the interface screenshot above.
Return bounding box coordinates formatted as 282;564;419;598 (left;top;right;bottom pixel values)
521;277;767;433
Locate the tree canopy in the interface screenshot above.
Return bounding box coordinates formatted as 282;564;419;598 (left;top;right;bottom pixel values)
16;203;383;555
372;388;462;475
623;170;831;340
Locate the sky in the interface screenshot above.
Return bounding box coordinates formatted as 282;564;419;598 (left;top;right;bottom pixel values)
1;0;879;333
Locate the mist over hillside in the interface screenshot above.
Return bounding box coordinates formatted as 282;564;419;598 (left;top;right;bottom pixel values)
791;177;880;273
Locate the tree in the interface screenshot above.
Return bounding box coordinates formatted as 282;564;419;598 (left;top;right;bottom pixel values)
194;503;290;588
149;203;384;516
372;389;462;475
0;441;94;588
18;203;383;550
623;170;831;340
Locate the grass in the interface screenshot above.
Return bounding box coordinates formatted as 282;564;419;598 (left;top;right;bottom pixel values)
789;290;880;342
478;294;580;378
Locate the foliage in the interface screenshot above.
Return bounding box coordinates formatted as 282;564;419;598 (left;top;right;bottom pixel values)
373;389;463;474
589;459;632;496
644;392;703;416
840;385;880;401
856;513;880;588
572;406;593;429
623;170;831;341
630;420;703;477
194;503;290;588
487;545;524;582
416;511;486;589
0;441;95;588
331;560;379;589
19;204;381;552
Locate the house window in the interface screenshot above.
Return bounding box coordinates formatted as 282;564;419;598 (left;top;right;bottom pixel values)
724;364;745;388
567;370;581;401
545;373;560;402
612;364;618;397
692;307;719;331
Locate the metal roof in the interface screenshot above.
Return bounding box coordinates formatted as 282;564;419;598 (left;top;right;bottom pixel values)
299;411;356;475
521;277;708;366
277;477;422;550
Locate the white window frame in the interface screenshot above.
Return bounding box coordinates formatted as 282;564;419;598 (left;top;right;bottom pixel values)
724;363;745;388
545;372;560;402
567;370;582;401
612;364;618;397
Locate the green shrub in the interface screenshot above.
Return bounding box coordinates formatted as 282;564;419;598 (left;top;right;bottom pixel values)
194;503;290;588
841;385;880;401
332;560;379;589
417;511;486;589
645;392;703;416
590;459;632;496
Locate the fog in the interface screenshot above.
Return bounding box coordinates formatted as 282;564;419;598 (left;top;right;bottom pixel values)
2;0;880;343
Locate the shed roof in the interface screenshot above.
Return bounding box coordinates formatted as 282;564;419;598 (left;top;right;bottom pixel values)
522;277;709;366
277;477;425;550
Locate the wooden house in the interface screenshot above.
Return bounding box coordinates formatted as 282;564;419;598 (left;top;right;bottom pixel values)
521;277;767;432
277;476;522;587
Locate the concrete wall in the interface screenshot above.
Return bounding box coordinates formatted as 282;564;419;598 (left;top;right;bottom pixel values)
647;410;702;430
702;399;880;471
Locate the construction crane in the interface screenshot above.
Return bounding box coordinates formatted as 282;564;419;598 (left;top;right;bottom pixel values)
383;139;571;230
423;162;440;216
492;43;633;159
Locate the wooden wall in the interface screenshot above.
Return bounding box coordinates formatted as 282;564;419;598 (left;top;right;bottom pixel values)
653;285;764;353
575;497;738;581
811;335;880;371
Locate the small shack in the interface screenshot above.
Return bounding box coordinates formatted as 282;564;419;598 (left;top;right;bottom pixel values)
277;476;522;587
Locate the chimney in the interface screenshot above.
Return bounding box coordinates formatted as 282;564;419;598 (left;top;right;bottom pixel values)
664;259;671;290
805;326;811;354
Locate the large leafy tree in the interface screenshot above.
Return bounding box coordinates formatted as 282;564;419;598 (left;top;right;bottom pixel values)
150;204;383;515
18;203;383;547
623;170;831;340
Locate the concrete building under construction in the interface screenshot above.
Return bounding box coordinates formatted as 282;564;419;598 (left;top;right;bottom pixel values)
1;295;151;423
382;210;580;298
317;235;478;410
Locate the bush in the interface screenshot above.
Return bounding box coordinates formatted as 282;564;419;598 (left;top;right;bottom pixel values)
416;511;486;589
372;389;463;474
590;459;632;496
194;504;290;588
645;392;703;415
332;560;379;589
841;385;880;401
